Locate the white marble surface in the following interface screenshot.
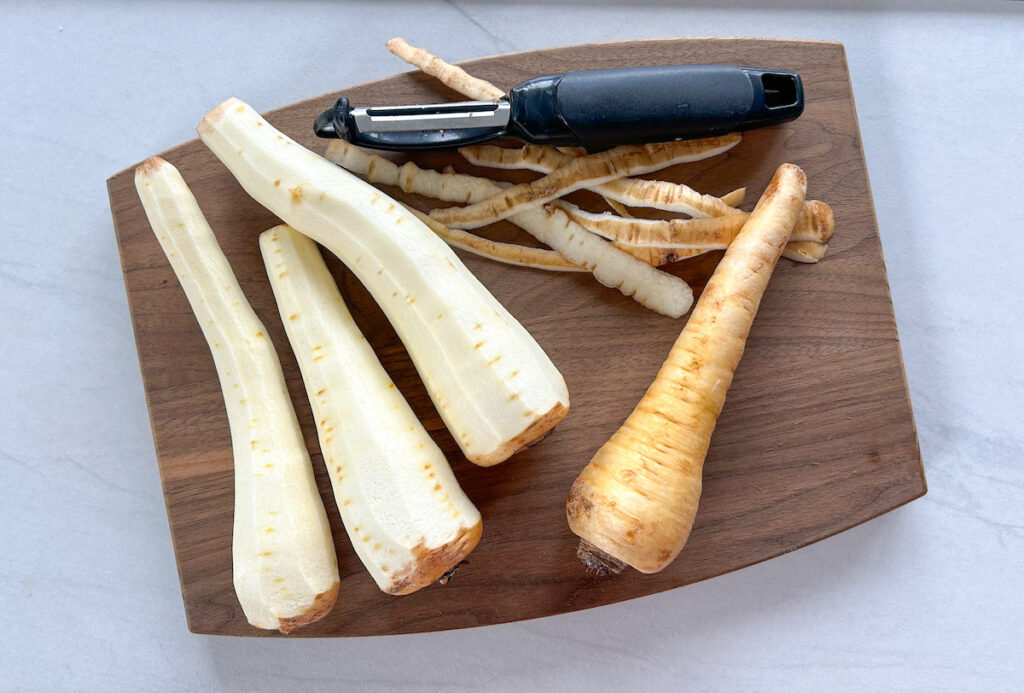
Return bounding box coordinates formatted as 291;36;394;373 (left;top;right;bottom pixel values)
2;1;1022;691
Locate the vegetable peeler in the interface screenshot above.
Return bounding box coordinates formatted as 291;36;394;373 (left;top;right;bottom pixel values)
313;64;803;152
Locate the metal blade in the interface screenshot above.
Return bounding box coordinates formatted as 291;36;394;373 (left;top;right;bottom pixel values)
352;100;511;133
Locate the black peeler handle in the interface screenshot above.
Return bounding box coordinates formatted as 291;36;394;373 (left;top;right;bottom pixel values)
509;64;804;150
314;64;804;152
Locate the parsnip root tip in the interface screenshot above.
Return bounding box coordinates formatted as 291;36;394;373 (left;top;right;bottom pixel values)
437;560;468;585
576;540;626;577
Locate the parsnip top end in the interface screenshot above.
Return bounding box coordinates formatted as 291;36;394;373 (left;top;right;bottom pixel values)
198;97;243;135
135;156;168;180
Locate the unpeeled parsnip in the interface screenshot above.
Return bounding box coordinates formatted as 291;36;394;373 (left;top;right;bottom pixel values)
567;164;808;574
135;158;339;632
260;225;481;594
199;99;568;466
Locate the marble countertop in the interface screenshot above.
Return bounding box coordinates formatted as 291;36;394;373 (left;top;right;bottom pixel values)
2;1;1022;691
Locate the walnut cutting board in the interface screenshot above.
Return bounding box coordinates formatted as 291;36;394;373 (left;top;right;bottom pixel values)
106;38;925;636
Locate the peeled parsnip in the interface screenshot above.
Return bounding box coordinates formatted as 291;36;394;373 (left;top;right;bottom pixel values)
199;99;568;466
567;164;808;574
135;158;338;632
260;225;481;594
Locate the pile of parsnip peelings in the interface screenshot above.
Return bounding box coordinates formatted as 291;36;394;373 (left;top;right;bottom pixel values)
134;38;834;633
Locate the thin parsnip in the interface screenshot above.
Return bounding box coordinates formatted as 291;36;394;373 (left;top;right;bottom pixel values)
566;164;808;574
135;158;339;632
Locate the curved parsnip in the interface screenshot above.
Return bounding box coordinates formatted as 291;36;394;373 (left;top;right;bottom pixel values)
567;164;808;574
199;99;568;466
134;158;338;632
260;225;481;594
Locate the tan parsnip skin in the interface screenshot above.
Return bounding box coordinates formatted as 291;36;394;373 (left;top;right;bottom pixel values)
566;164;808;574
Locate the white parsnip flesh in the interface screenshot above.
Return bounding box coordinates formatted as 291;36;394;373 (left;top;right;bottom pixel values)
260;225;481;594
326;141;694;318
199;99;568;466
135;158;338;633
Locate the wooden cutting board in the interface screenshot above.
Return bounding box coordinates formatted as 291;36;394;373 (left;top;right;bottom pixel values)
106;38;925;636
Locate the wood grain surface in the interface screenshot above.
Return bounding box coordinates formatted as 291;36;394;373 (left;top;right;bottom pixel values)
106;38;925;637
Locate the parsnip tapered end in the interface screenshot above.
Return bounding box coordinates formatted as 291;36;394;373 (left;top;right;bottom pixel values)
386;519;483;595
470;400;569;467
276;581;340;634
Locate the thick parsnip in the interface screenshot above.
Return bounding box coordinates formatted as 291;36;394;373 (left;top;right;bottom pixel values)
135;158;339;632
430;134;742;229
326;141;694;318
567;164;808;574
199;99;568;466
260;225;481;594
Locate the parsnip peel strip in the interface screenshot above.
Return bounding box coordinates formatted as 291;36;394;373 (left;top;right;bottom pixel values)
326;141;694;317
620;241;830;266
387;37;504;100
430;134;742;229
556;199;834;247
406;206;586;272
460;144;742;218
